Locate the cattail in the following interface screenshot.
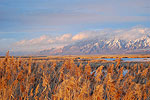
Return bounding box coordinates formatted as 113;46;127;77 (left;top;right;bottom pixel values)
59;71;64;82
74;65;81;77
110;64;114;76
17;70;24;82
95;65;104;82
118;67;124;80
141;68;148;77
35;84;39;95
42;74;49;87
116;58;121;69
93;85;104;100
85;62;91;76
30;88;34;97
105;73;117;99
20;83;25;93
6;51;10;60
28;57;32;75
135;84;142;99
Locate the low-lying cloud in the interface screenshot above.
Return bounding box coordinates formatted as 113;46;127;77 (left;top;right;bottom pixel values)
14;26;150;52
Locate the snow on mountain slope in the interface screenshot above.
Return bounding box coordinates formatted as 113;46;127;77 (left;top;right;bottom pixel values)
39;35;150;55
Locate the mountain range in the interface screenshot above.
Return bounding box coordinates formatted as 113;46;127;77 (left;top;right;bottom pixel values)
39;35;150;55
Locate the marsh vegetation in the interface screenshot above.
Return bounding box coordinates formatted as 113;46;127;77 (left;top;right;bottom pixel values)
0;52;150;100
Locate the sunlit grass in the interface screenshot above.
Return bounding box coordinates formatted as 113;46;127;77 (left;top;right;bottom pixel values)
0;51;150;99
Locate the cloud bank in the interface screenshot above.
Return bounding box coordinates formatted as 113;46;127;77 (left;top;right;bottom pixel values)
13;26;150;52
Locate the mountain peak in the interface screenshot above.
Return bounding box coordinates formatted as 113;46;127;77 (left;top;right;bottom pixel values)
39;28;150;55
40;35;150;55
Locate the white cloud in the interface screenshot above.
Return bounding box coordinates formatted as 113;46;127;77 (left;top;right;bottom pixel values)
115;27;150;40
72;26;150;41
56;33;72;41
16;35;51;46
72;33;89;41
14;33;73;52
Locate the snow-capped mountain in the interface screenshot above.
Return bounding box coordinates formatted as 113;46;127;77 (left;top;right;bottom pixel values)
40;35;150;55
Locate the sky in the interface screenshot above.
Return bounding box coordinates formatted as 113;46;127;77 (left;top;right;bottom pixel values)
0;0;150;53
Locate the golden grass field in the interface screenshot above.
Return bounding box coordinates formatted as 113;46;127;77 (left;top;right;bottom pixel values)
0;51;150;100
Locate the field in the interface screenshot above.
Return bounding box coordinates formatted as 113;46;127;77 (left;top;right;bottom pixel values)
0;51;150;100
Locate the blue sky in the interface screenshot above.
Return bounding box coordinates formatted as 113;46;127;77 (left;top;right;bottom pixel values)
0;0;150;52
